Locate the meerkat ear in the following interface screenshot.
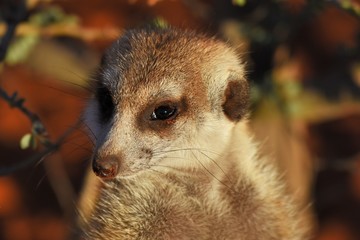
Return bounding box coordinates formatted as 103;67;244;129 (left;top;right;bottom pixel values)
222;79;250;121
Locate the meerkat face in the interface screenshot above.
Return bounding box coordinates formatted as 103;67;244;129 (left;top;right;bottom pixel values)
84;28;249;179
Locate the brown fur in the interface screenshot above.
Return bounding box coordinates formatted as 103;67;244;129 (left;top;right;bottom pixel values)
222;80;249;121
76;28;311;239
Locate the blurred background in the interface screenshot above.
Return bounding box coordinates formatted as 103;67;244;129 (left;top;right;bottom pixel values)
0;0;359;239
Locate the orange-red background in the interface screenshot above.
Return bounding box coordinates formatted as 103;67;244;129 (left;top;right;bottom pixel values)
0;0;360;239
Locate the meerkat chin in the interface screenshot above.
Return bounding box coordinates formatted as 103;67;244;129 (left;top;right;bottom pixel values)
76;27;311;240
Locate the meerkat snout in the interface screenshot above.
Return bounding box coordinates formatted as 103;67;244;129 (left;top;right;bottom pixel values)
92;154;119;179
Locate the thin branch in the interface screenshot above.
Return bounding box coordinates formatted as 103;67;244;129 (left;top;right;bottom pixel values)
0;86;48;138
0;0;57;174
0;23;121;42
0;119;82;176
0;22;18;60
0;87;38;123
0;0;27;61
0;1;81;220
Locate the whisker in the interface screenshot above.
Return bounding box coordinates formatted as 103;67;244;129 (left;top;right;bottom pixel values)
61;141;93;154
55;123;96;147
47;84;91;100
35;151;54;167
197;150;233;185
146;166;168;176
78;156;92;169
62;69;94;86
151;163;185;171
153;156;188;161
63;132;93;145
79;121;98;142
34;79;93;98
153;147;221;156
64;129;95;147
190;150;234;193
63;81;94;93
35;173;47;190
151;147;232;186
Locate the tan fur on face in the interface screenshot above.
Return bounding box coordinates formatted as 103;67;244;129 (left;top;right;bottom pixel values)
87;28;245;176
77;28;311;239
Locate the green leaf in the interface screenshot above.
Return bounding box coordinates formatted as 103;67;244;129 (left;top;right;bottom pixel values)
153;17;169;28
233;0;246;7
6;35;39;65
20;133;37;150
20;133;32;150
29;6;79;27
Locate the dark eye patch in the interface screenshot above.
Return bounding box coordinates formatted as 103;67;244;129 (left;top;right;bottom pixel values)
96;84;114;124
137;97;188;134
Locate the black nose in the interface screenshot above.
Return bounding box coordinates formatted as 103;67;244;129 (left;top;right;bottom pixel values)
92;155;119;179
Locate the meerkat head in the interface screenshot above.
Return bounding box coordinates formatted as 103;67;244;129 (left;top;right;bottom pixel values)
84;28;249;179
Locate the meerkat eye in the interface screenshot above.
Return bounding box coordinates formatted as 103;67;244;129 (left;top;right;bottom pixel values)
151;105;177;121
96;85;114;123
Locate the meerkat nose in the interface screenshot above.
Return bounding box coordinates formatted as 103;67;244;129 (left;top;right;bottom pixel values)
92;155;119;179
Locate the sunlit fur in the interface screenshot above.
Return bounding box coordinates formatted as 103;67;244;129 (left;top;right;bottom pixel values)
76;28;310;239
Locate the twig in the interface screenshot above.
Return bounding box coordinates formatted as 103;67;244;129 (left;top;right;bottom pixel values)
0;22;18;60
0;0;80;220
0;87;49;140
0;23;121;42
0;0;27;61
0;0;52;161
0;119;81;176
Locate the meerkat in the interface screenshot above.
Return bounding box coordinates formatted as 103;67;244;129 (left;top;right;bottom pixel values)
75;27;310;240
